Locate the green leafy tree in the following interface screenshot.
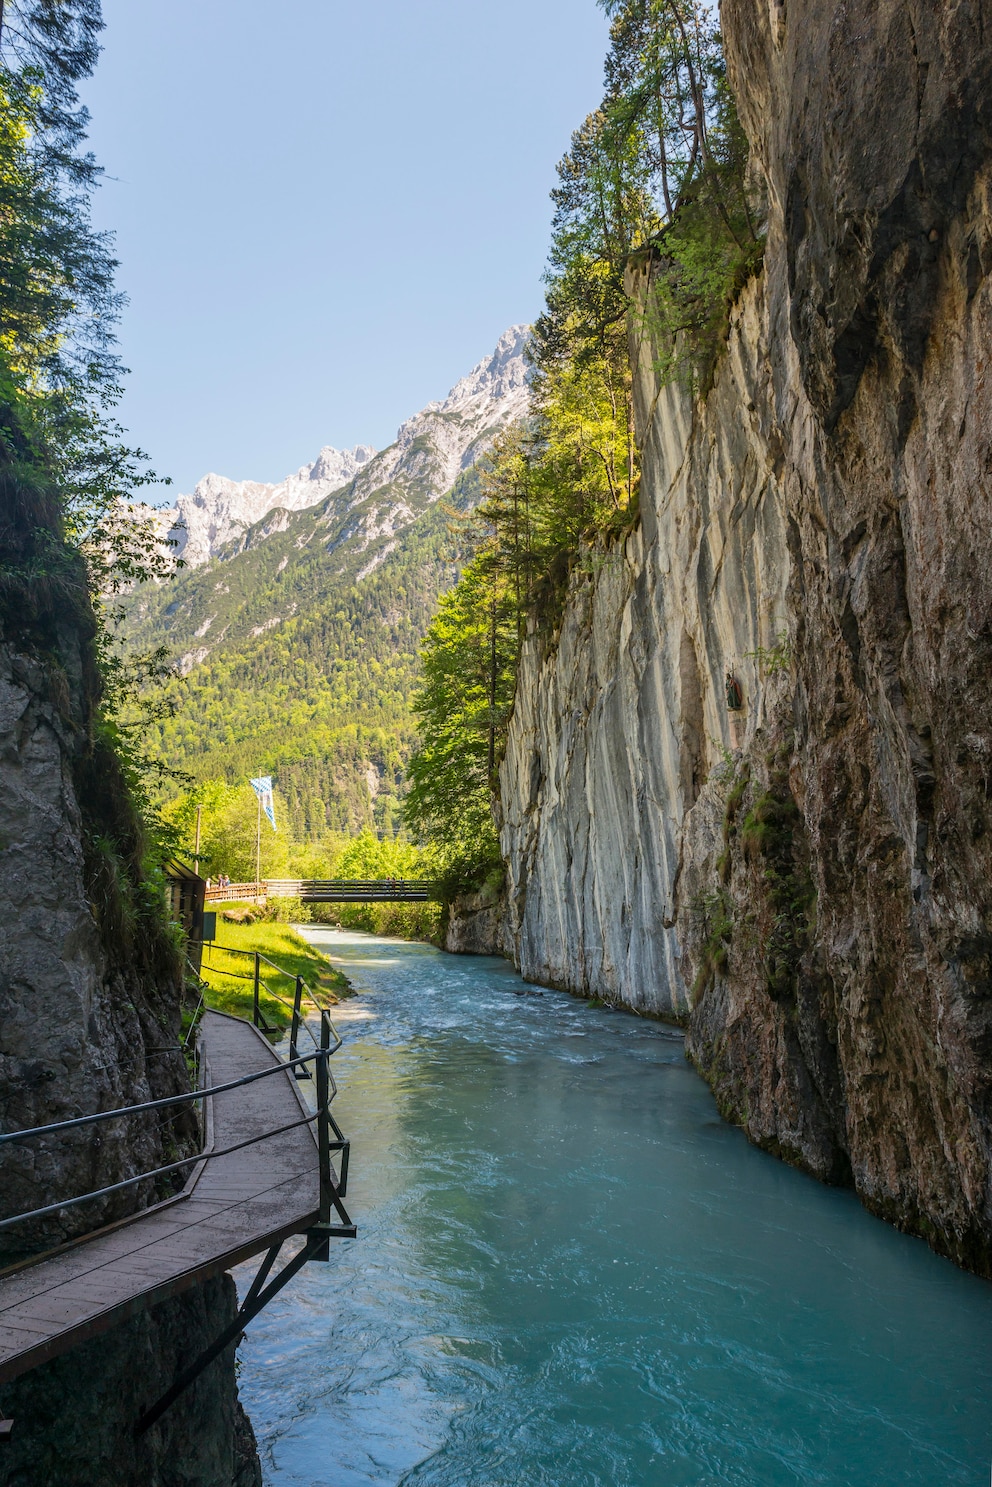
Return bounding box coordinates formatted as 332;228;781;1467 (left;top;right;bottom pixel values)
404;1;763;888
541;0;762;394
0;1;121;399
161;780;295;884
405;562;519;889
0;1;184;950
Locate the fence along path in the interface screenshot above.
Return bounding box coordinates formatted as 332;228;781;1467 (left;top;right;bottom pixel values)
0;1006;353;1426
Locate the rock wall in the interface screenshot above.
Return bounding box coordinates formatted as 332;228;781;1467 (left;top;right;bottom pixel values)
0;1275;261;1487
493;0;992;1274
0;640;197;1260
0;467;261;1478
443;884;513;958
497;271;789;1013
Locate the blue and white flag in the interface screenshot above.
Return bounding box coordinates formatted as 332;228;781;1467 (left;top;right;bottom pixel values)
250;776;277;831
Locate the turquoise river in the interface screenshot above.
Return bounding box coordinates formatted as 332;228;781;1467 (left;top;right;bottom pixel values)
236;930;992;1486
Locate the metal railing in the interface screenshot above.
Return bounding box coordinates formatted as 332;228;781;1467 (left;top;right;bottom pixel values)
198;941;339;1054
204;878;439;903
196;941;351;1189
0;1007;351;1241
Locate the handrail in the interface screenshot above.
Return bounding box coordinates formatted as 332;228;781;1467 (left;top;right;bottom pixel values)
183;990;205;1049
264;879;438;888
0;1106;325;1233
0;1052;325;1146
0;1009;350;1239
204;878;439;900
198;942;341;1053
202;942;302;978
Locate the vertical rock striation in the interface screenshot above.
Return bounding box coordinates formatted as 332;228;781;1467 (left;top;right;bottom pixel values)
498;274;790;1012
493;0;992;1274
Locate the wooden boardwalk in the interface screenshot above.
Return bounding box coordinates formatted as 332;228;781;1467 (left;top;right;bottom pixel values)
0;1010;323;1386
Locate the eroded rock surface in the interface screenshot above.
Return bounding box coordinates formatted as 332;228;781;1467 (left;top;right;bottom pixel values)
494;0;992;1273
0;642;195;1260
498;272;789;1013
0;477;260;1480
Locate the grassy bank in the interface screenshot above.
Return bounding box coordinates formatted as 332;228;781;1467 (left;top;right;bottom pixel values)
197;908;351;1029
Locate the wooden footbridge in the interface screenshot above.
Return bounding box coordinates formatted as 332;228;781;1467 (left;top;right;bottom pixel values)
206;878;440;905
0;981;354;1433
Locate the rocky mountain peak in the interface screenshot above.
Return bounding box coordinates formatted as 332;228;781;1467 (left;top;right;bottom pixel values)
164;329;531;569
437;324;531;411
164;444;377;568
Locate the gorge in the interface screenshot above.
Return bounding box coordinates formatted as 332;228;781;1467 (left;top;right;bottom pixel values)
235;928;992;1486
2;0;992;1482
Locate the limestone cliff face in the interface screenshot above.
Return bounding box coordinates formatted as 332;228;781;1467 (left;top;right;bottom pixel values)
492;0;992;1274
0;472;197;1261
497;273;789;1013
0;637;198;1259
0;469;260;1479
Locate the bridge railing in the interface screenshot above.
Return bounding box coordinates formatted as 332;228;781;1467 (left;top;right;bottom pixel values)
204;882;266;903
204;879;440;903
262;879;440;900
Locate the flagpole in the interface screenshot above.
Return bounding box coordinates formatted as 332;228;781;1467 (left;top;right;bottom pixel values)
255;791;261;896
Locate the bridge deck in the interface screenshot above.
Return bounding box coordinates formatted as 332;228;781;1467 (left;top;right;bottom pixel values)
205;878;439;905
0;1010;319;1386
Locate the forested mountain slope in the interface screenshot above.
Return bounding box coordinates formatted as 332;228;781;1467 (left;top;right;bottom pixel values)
126;329;529;838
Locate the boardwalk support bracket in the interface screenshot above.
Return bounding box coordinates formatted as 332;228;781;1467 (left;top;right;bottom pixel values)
136;1234;322;1436
306;1219;357;1260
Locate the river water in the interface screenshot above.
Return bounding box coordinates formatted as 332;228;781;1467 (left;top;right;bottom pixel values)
237;930;992;1486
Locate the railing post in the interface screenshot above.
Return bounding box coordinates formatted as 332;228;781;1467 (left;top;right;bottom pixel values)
253;952;261;1028
316;1013;332;1228
290;975;304;1077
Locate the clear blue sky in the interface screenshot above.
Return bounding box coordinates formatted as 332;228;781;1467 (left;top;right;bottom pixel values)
79;0;609;497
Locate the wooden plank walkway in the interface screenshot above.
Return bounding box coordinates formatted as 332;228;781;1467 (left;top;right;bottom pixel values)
0;1010;320;1385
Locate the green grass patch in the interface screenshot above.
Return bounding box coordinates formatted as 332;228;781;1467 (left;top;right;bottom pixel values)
198;906;350;1029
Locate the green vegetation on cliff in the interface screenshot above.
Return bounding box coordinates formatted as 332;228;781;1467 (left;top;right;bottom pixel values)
405;0;762;888
0;0;181;963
